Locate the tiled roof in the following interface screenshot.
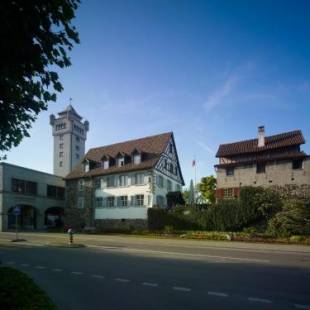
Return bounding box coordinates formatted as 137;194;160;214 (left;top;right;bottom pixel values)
216;130;305;157
65;132;172;179
214;151;309;168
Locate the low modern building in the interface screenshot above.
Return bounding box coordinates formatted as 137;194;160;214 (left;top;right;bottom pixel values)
0;163;65;231
64;132;184;230
215;127;310;199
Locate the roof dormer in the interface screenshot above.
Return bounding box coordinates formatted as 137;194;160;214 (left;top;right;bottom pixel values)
131;148;142;165
116;152;126;167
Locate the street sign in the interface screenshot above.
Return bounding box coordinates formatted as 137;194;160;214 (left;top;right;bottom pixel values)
13;206;21;216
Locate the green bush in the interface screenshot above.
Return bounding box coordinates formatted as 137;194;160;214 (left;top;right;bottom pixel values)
267;199;310;237
0;267;55;310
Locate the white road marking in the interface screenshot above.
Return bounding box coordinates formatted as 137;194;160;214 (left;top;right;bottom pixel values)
115;278;130;283
21;263;30;267
142;282;158;287
248;297;272;304
91;274;105;279
35;266;46;269
295;304;310;310
7;261;15;264
71;271;83;275
52;268;62;272
208;291;228;297
173;286;191;292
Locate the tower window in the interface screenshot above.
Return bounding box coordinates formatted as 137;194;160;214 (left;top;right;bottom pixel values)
76;145;80;151
76;153;80;159
59;152;63;157
59;135;64;141
76;136;80;143
59;161;63;167
59;143;63;149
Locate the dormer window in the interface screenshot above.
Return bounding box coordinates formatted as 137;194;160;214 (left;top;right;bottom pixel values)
118;157;125;167
84;161;90;172
133;154;141;165
103;160;109;169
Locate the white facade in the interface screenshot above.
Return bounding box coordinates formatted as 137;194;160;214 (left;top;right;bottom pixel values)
50;105;89;177
94;169;183;220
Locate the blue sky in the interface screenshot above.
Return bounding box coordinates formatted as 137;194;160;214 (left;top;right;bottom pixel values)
4;0;310;187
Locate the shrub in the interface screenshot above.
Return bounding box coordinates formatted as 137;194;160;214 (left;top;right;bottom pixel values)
267;199;310;237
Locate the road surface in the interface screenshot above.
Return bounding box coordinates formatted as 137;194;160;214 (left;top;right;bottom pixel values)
0;232;309;310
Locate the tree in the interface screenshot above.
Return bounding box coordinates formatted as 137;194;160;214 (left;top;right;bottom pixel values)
0;0;80;157
197;175;216;204
188;179;195;206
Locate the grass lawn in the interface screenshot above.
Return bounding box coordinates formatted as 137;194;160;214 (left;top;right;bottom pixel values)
0;267;56;310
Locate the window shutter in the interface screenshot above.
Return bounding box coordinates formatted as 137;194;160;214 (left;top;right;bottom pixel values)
130;195;135;206
131;175;136;185
117;197;121;207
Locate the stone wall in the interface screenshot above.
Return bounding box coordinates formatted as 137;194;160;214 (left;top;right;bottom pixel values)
95;219;147;232
271;184;310;200
65;178;95;230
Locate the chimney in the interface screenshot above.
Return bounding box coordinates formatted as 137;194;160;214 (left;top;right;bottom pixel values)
258;126;265;147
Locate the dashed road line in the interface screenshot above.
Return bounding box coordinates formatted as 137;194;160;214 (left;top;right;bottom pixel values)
71;271;83;275
172;286;191;292
115;278;131;283
52;268;63;272
295;304;310;310
35;266;46;269
91;274;105;279
142;282;158;287
208;291;228;297
248;297;272;304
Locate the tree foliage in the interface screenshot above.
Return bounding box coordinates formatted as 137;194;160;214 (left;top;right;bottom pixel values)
0;0;80;156
197;175;216;203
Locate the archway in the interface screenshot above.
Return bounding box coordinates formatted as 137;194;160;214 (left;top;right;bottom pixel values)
8;205;37;230
45;207;64;228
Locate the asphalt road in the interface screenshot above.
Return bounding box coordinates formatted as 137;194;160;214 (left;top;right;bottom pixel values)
0;232;310;310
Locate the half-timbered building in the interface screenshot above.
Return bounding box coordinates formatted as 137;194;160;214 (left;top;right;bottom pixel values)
64;132;184;230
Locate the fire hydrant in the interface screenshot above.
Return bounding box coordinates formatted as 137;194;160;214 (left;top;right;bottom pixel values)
68;228;74;245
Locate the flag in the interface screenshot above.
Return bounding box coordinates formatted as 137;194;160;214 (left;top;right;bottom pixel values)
192;159;196;167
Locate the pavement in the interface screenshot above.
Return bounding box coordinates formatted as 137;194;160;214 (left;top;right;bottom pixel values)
0;232;310;310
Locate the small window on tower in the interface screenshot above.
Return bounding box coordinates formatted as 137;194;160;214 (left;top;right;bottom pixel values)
59;161;63;167
76;153;80;159
59;152;63;158
76;145;80;151
76;136;80;143
59;135;64;141
59;143;63;149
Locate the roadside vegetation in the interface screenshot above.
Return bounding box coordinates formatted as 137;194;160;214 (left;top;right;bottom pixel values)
0;267;56;310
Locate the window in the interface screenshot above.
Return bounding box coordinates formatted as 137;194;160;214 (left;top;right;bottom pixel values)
167;179;172;191
103;160;109;169
135;173;144;185
226;167;234;176
77;197;84;209
78;179;85;191
156;195;165;207
107;196;115;207
59;143;63;149
76;145;80;151
56;123;66;131
107;176;115;188
94;178;101;189
59;152;63;158
119;175;127;187
47;185;65;200
11;178;37;195
84;162;89;172
76;153;80;159
96;197;103;208
256;163;266;174
59;161;63;167
76;136;80;143
136;195;144;206
119;196;128;207
157;175;164;188
133;154;141;165
292;159;303;170
59;135;64;141
118;157;125;167
224;188;234;198
175;184;182;192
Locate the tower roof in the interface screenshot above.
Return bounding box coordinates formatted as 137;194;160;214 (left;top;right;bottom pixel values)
58;104;82;120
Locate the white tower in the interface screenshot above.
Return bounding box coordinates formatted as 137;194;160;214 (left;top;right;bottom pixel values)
50;105;89;177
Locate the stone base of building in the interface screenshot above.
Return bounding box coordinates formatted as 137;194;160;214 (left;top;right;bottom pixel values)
95;219;147;233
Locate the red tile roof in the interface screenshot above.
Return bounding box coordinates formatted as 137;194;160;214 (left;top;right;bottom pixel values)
65;132;172;179
216;130;305;157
